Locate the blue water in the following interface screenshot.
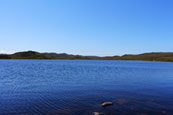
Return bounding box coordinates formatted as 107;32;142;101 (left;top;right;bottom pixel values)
0;60;173;115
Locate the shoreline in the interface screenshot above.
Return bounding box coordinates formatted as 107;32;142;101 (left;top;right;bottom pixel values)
0;51;173;62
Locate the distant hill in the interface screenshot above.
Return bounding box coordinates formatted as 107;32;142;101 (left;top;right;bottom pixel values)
0;51;173;62
106;52;173;62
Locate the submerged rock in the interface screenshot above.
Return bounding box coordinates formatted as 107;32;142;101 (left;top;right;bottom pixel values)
93;112;100;115
116;98;128;105
93;112;104;115
101;102;113;107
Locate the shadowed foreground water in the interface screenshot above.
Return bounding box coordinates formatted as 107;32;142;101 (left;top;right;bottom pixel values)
0;60;173;115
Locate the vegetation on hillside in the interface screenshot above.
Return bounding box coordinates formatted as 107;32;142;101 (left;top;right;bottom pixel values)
0;51;173;62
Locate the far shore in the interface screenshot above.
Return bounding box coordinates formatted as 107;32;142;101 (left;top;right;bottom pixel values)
0;51;173;62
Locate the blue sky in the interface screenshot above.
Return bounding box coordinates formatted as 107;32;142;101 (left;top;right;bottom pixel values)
0;0;173;56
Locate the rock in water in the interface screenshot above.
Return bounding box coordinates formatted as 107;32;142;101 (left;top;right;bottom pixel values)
93;112;100;115
101;102;113;107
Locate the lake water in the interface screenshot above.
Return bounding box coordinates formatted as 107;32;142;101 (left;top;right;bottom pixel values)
0;60;173;115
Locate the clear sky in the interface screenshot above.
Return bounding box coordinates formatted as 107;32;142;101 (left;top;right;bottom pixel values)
0;0;173;56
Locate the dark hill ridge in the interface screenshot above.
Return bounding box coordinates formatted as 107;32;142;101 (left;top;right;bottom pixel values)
0;51;173;62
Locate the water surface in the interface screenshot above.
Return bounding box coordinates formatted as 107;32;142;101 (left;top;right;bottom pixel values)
0;60;173;115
